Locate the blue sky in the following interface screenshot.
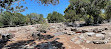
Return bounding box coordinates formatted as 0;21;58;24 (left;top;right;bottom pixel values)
20;0;70;18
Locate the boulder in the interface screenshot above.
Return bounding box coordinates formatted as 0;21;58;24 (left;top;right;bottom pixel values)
74;39;84;44
66;31;75;35
85;32;95;36
0;33;14;44
92;40;108;44
50;26;56;29
95;33;104;38
81;30;88;33
86;40;92;43
104;28;108;30
71;28;77;31
79;34;86;40
53;32;65;36
56;28;63;32
93;28;99;33
32;32;40;40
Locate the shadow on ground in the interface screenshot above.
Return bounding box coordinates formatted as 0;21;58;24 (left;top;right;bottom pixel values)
35;40;65;49
5;40;34;49
0;40;8;48
3;39;65;49
32;33;54;40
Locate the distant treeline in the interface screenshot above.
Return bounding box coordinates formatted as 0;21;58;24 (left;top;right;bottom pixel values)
0;12;45;27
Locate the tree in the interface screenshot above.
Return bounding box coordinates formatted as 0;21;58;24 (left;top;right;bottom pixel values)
1;12;14;25
0;11;45;26
26;13;45;24
0;0;59;27
0;11;29;26
0;14;4;26
0;12;26;25
0;0;59;13
105;5;111;22
64;5;82;23
47;11;64;23
13;13;27;25
64;0;111;25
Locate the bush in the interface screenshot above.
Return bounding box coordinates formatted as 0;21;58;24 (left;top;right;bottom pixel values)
37;22;49;33
47;11;65;23
0;12;45;27
0;22;4;27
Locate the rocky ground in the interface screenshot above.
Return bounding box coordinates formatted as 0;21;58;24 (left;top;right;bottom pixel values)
0;23;111;49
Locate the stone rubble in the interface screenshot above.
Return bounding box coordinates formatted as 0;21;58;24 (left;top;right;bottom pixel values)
0;23;111;49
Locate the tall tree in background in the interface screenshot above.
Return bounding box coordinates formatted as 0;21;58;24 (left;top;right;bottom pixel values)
13;13;28;25
0;12;45;26
0;12;27;26
26;13;45;24
47;11;64;23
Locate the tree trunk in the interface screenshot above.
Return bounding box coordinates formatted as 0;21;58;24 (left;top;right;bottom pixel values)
93;15;98;24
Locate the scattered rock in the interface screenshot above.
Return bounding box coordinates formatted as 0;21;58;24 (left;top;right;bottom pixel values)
0;33;14;43
85;32;95;36
53;32;66;36
35;40;65;49
75;31;82;33
104;28;108;30
92;40;108;44
81;30;88;33
71;28;77;31
95;33;104;38
74;39;84;44
86;40;92;43
66;31;75;35
50;26;56;29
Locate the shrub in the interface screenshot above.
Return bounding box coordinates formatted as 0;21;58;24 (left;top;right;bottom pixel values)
37;22;49;33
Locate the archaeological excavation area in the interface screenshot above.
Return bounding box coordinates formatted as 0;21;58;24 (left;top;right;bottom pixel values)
0;23;111;49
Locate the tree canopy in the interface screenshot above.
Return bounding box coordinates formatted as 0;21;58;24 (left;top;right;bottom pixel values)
0;12;45;27
26;13;45;24
47;11;64;23
0;0;59;13
64;0;111;25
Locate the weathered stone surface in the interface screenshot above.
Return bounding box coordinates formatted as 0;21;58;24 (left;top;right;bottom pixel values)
81;30;88;33
0;23;111;49
92;40;108;44
71;28;77;31
95;33;104;38
53;32;66;36
74;39;84;44
85;32;95;36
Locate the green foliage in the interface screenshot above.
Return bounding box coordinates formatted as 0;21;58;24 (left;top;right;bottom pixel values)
26;13;45;24
0;12;27;25
0;22;4;26
64;0;111;25
64;9;82;22
37;22;49;33
37;0;59;5
0;12;45;27
83;15;94;25
0;0;59;13
105;5;111;22
47;11;65;23
2;12;14;25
